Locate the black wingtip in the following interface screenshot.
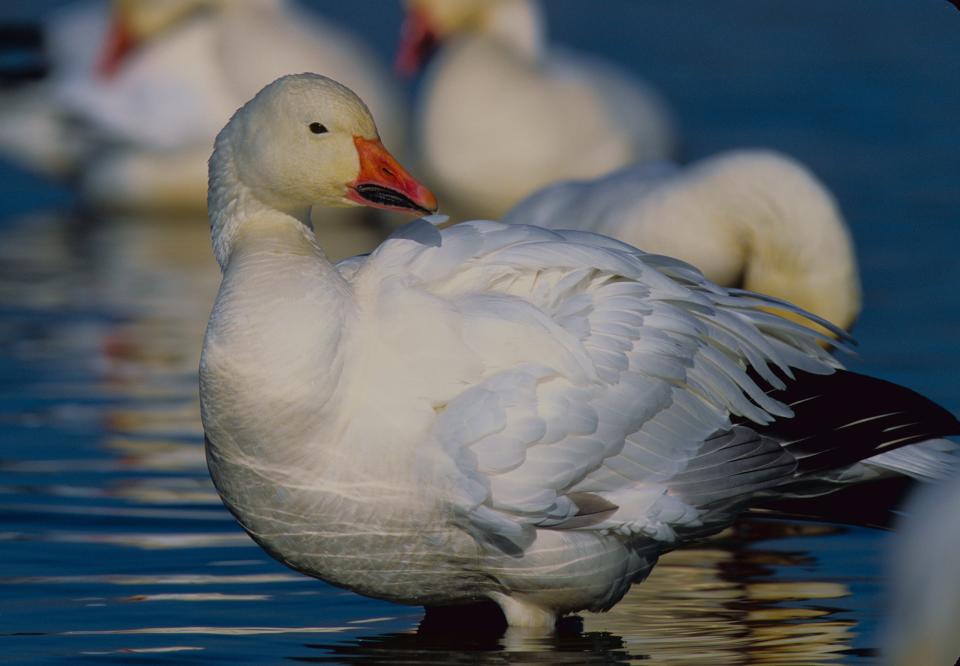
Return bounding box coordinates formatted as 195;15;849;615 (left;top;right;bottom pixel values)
744;369;960;475
750;476;919;530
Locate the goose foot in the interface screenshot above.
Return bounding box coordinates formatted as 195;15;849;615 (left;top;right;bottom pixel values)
488;592;557;629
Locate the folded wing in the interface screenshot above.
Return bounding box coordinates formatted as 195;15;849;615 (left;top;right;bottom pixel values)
354;220;957;554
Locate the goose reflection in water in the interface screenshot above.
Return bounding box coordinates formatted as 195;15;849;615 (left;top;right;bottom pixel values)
290;520;857;665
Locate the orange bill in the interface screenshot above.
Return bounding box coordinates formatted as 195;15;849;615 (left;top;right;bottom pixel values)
395;5;439;76
96;13;137;78
346;136;438;215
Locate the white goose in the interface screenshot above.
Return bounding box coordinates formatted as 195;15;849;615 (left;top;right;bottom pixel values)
200;74;959;628
504;151;862;332
0;2;103;177
884;478;960;666
399;0;677;219
2;0;404;216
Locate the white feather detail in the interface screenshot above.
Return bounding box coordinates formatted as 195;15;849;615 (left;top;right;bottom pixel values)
351;220;838;547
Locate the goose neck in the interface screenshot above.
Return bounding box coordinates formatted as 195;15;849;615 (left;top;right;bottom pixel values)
208;131;317;270
480;0;545;61
697;153;861;329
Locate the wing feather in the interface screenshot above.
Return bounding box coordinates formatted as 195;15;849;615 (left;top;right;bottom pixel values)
352;221;873;551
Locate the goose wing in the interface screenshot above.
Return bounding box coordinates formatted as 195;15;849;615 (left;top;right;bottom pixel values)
351;220;954;553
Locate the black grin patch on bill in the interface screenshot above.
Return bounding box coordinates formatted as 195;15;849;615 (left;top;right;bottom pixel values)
354;183;432;215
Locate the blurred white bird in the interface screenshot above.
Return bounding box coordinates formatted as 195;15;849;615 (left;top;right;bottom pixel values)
0;2;103;177
200;74;959;628
398;0;677;219
0;0;405;216
884;477;960;666
504;150;862;333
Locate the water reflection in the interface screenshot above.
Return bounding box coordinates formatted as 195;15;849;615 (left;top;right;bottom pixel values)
295;627;637;665
0;531;246;549
290;522;858;665
1;573;301;586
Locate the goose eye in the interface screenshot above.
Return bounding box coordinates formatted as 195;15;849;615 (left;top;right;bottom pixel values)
309;122;328;135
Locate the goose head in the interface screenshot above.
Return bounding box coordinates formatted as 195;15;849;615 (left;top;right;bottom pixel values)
97;0;281;77
208;73;437;267
396;0;543;75
98;0;201;77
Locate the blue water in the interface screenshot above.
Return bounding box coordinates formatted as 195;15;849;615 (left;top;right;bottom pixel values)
0;1;958;663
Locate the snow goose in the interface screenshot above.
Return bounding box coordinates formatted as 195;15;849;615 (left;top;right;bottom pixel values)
0;2;103;177
200;74;959;628
884;477;960;666
1;0;404;216
398;0;677;219
504;150;861;333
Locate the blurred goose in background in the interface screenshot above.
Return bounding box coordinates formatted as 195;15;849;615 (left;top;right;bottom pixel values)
884;477;960;666
397;0;677;219
0;0;405;221
200;74;959;628
0;2;102;177
504;150;861;334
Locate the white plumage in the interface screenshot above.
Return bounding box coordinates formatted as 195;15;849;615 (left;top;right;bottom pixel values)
200;74;959;628
403;0;677;219
504;150;862;331
884;478;960;666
